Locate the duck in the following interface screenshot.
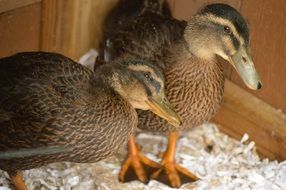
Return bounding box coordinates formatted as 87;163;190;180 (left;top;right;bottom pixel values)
0;52;181;190
99;0;262;188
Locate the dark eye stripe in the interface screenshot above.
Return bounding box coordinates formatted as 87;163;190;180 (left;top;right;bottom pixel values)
141;80;152;96
211;21;241;50
230;34;240;50
133;71;152;96
152;80;161;92
134;71;162;95
200;4;250;44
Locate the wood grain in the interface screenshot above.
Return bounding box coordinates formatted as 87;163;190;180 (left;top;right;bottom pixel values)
0;3;41;57
231;0;286;113
171;0;241;20
0;0;41;14
213;80;286;160
40;0;62;52
40;0;118;60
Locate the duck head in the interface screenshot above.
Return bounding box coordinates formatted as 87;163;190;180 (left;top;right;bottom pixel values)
100;56;181;127
184;3;262;90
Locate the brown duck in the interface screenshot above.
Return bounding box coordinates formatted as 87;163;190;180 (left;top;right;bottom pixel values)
0;52;181;190
100;0;262;188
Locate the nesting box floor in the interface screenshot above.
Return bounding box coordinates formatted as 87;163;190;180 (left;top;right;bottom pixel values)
0;123;285;190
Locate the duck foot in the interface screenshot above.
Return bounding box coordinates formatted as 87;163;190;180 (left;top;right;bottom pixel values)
119;136;161;184
118;151;161;183
9;171;27;190
151;160;199;188
151;131;199;188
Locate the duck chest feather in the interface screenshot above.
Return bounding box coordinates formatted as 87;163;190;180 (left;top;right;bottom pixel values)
138;45;225;132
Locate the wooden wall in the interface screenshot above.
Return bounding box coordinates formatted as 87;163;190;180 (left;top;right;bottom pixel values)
0;0;41;57
40;0;118;59
0;0;118;59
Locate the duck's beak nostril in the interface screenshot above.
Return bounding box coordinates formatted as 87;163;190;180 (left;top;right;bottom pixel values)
257;82;262;89
242;57;247;63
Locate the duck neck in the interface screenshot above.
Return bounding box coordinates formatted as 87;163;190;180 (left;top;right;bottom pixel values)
169;40;224;76
183;38;219;62
91;63;130;98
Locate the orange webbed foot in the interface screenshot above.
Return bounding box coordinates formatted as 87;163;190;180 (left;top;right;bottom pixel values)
119;151;161;183
151;159;199;188
118;136;161;184
151;131;199;188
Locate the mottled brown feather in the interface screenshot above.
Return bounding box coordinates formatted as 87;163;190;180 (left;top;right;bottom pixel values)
99;0;225;132
0;52;137;174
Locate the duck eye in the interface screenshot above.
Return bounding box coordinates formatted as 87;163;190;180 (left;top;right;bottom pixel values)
144;73;153;81
224;26;231;34
145;74;150;79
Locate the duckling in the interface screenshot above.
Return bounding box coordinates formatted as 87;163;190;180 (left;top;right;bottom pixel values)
0;52;180;190
100;1;262;188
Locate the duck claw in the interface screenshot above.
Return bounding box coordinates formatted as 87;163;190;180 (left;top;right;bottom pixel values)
151;160;199;188
119;153;161;184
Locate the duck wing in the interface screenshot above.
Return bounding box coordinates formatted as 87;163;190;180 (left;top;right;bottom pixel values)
0;52;93;151
99;0;186;69
0;52;93;105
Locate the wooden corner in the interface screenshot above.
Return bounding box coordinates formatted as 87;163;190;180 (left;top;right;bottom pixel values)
40;0;118;60
213;80;286;161
0;0;41;14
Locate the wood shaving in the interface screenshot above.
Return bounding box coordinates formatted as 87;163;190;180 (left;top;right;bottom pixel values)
0;123;285;190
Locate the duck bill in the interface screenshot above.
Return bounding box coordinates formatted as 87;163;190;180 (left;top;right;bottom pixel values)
228;46;262;90
146;93;181;128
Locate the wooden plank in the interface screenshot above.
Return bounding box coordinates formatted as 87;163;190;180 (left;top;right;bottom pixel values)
40;0;118;60
0;0;41;14
213;80;286;161
231;0;286;113
172;0;241;20
40;0;62;52
0;3;41;57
